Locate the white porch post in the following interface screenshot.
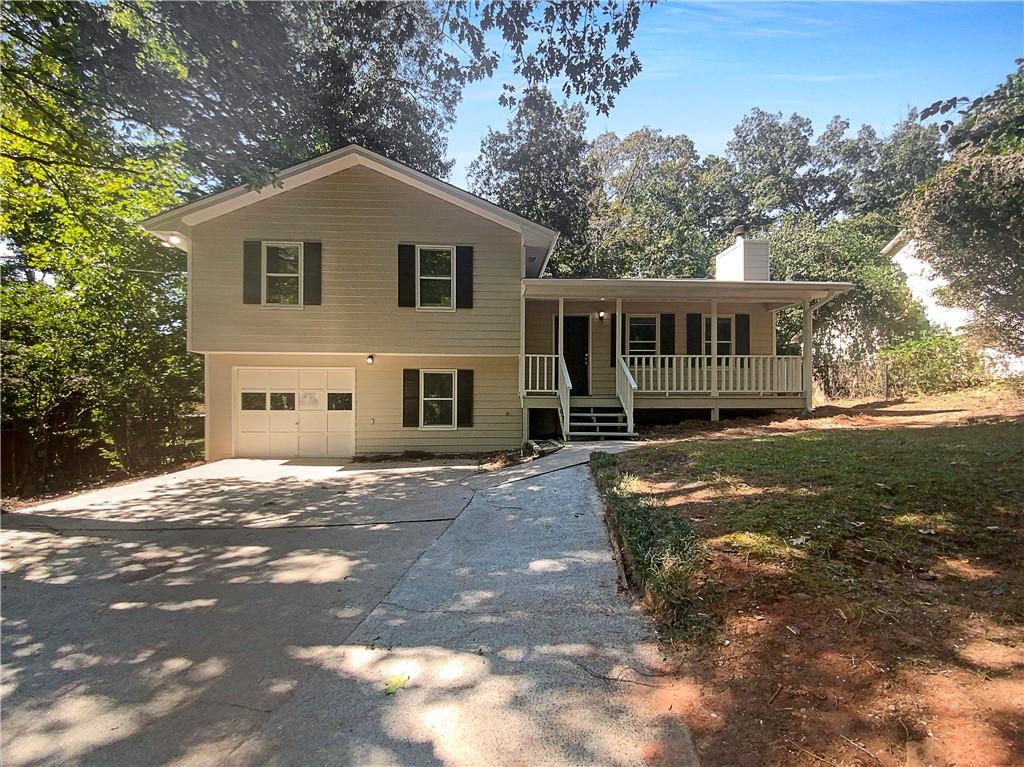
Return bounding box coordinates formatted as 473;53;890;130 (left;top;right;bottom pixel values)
519;286;526;396
710;300;718;398
802;298;814;412
558;297;565;359
615;297;622;362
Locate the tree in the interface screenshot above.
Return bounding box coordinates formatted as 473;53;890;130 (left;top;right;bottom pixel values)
906;63;1024;355
769;213;928;393
2;1;654;187
468;88;600;276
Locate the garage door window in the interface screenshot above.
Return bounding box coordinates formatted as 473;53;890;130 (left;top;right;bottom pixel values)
270;392;296;410
241;392;266;410
328;392;353;410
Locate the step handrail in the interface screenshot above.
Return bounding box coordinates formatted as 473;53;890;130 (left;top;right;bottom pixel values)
615;355;637;434
557;356;573;440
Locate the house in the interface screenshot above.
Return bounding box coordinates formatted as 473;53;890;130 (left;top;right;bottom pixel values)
142;144;852;460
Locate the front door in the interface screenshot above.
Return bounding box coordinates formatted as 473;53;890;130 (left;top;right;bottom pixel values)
555;315;590;396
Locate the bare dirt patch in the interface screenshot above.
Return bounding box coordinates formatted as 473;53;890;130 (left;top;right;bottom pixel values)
610;387;1024;767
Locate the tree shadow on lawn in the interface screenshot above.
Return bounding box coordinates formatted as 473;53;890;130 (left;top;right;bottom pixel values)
615;420;1024;767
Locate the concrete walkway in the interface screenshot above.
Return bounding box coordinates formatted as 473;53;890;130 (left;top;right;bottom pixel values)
2;446;696;767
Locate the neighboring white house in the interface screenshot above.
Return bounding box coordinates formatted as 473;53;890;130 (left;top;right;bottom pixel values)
142;144;852;460
882;233;1024;375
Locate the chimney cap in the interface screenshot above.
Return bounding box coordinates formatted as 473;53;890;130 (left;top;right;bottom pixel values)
732;225;747;238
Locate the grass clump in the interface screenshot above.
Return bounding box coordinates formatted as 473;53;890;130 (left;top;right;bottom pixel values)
591;452;704;632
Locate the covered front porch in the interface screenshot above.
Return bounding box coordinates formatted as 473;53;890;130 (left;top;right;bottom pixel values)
518;278;849;440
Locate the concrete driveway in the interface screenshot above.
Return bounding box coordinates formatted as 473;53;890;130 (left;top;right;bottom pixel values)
2;449;696;766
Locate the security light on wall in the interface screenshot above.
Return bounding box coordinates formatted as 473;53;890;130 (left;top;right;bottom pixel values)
168;234;181;245
597;311;606;321
366;354;375;365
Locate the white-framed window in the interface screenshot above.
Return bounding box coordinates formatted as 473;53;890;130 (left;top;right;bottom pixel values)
420;369;457;428
627;315;659;355
416;245;455;310
703;315;735;357
263;241;303;306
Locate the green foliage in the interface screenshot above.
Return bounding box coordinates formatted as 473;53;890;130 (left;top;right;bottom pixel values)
468;88;600;277
2;1;653;187
769;212;928;393
590;452;704;632
905;65;1024;356
878;332;989;397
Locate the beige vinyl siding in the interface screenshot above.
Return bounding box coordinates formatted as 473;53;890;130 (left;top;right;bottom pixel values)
524;300;776;397
190;165;522;354
205;353;522;459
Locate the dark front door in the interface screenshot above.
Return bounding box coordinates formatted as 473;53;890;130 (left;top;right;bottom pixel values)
556;315;590;396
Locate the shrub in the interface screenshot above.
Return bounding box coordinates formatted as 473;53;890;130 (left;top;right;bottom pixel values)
878;331;989;396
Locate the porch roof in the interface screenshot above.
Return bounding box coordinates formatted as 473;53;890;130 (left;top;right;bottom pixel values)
521;277;853;309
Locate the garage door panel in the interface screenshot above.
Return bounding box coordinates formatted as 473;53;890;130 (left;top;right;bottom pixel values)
327;411;354;432
238;369;269;389
299;433;328;457
268;411;299;433
238;411;269;432
328;432;354;457
300;370;328;389
299;411;327;432
328;370;354;390
269;433;299;458
237;432;270;458
268;369;299;389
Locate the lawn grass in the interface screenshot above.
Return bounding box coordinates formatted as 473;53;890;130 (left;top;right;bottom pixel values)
597;421;1024;633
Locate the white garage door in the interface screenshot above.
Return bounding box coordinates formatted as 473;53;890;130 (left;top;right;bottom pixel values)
235;367;355;458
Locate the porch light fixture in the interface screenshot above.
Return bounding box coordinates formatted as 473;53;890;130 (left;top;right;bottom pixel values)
365;354;374;365
597;310;606;321
168;234;181;245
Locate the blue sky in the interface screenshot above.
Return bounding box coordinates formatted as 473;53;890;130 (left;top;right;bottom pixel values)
447;1;1023;187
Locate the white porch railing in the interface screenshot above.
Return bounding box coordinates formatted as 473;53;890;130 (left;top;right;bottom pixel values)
626;355;804;394
523;354;558;393
615;356;637;433
557;356;573;439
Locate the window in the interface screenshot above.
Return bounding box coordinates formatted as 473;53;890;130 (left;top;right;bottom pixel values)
421;370;456;428
328;392;353;411
627;316;659;355
703;316;734;357
416;246;455;310
241;392;266;410
264;242;302;306
269;392;296;410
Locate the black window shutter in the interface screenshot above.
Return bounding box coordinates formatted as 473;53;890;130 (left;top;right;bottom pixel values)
402;369;420;427
243;240;262;304
457;369;474;427
609;314;616;366
660;314;675;355
736;314;751;355
303;242;322;305
455;246;473;308
686;313;702;355
398;244;416;307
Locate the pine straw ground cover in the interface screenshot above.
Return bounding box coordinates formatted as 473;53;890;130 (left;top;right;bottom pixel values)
592;390;1024;767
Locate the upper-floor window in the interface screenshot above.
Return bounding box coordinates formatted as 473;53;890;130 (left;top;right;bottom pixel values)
627;315;659;355
416;245;455;310
264;242;303;306
704;315;734;357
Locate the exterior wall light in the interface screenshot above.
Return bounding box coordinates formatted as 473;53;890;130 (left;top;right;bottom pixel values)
366;354;374;365
168;234;181;245
597;311;606;321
